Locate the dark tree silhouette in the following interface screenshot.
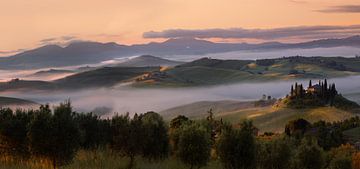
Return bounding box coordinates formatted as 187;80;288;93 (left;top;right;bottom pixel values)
28;102;80;169
177;123;211;169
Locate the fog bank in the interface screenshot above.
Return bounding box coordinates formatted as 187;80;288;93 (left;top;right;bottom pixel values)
2;76;360;117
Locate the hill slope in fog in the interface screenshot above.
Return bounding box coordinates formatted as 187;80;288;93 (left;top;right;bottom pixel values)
136;56;360;86
0;96;38;109
1;56;360;91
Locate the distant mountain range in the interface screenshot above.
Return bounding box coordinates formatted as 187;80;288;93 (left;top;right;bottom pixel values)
1;36;360;70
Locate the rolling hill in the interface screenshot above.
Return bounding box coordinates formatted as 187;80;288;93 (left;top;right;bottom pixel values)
0;96;38;109
0;67;160;91
136;56;360;87
113;55;184;67
160;99;359;133
1;35;359;70
1;56;360;91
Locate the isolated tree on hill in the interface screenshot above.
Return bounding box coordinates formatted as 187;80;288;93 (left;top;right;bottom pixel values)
140;111;169;161
28;102;80;169
177;123;211;169
217;121;256;169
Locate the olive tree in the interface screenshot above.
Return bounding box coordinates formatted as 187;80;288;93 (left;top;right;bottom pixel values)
217;121;257;169
177;123;211;169
28;102;80;169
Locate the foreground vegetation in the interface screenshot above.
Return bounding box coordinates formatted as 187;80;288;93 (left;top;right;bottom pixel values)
1;101;360;169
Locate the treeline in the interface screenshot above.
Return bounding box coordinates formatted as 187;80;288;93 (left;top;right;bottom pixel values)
286;79;359;109
1;102;360;169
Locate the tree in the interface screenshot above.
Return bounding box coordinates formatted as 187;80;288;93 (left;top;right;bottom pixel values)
110;113;144;169
312;121;343;150
257;138;292;169
170;115;190;130
293;138;325;169
0;108;33;160
217;121;256;169
177;123;211;169
285;118;311;139
28;102;80;169
169;115;190;154
75;113;110;150
140;111;169;161
327;144;356;169
352;152;360;169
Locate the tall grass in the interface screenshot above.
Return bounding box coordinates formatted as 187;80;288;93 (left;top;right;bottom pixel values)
0;148;222;169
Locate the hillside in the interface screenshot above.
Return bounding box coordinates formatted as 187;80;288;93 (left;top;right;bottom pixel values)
0;96;38;109
113;55;184;67
136;56;360;87
1;56;360;91
0;67;160;91
54;66;160;89
32;69;75;76
160;100;255;120
161;100;358;133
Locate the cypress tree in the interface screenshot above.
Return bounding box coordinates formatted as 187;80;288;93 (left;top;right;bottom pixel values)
309;80;312;88
324;79;328;92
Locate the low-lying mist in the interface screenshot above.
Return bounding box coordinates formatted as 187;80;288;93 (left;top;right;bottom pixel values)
3;76;360;117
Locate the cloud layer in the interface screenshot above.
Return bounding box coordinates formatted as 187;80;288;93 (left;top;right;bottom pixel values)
318;5;360;13
0;49;26;56
38;36;81;46
143;25;360;40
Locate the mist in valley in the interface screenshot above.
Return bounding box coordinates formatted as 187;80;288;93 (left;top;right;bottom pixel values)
170;46;360;61
1;47;360;117
1;75;360;117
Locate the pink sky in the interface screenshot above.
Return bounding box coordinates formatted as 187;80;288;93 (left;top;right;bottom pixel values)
1;0;360;55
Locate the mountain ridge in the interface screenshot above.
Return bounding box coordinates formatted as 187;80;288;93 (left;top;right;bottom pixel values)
0;35;359;70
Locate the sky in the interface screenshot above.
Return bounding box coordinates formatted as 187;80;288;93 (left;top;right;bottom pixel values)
1;0;360;55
